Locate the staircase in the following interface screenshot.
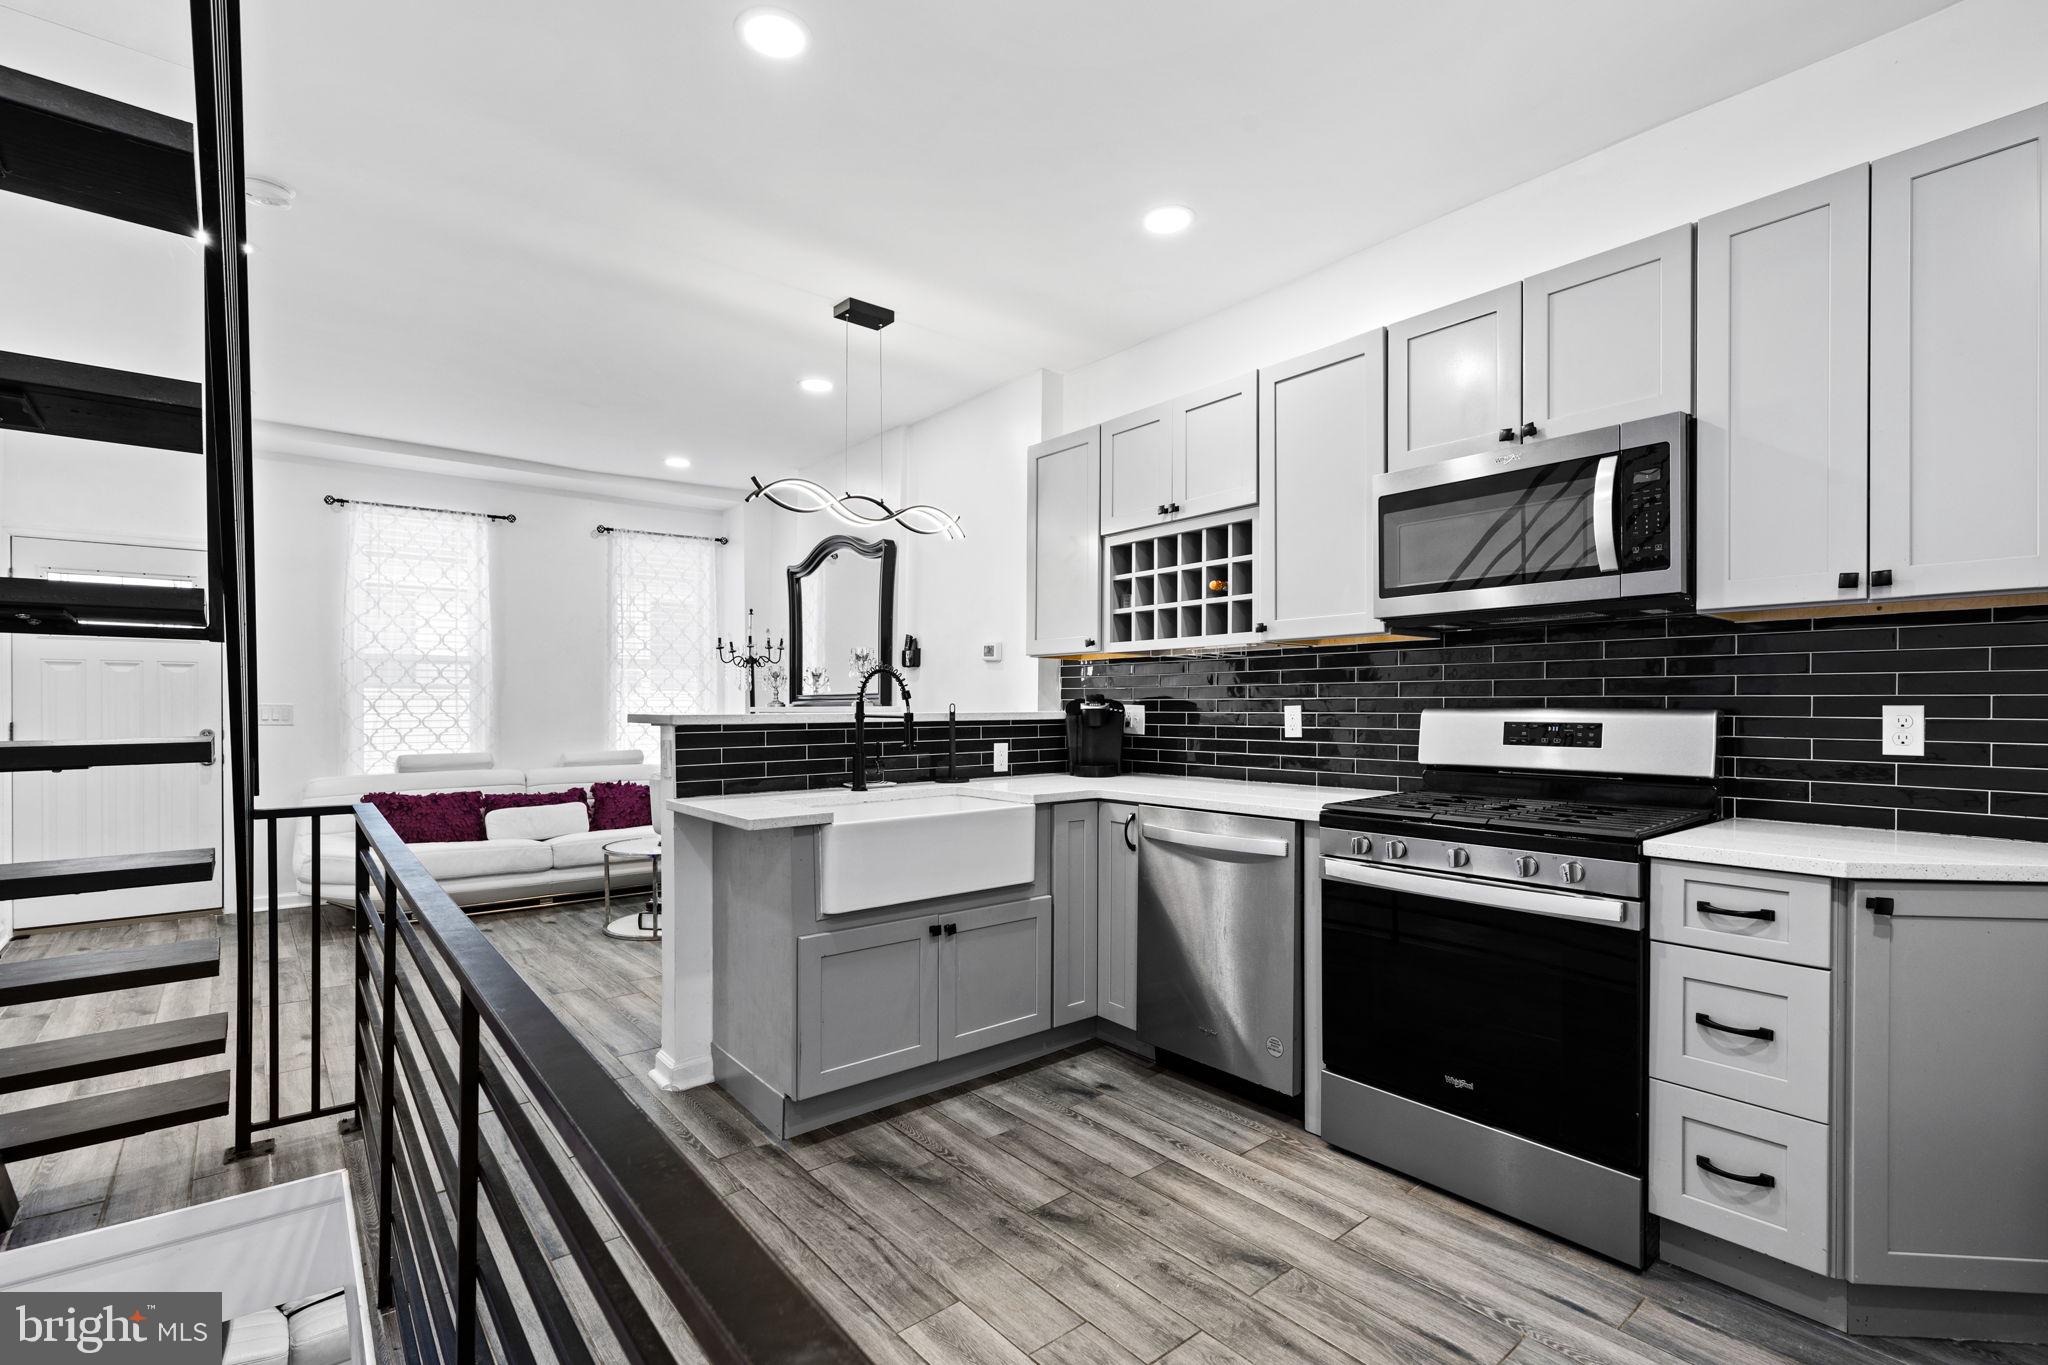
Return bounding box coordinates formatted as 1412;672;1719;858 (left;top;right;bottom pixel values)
0;0;260;1233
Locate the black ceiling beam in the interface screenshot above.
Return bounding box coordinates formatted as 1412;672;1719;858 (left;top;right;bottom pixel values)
0;64;197;235
0;351;203;453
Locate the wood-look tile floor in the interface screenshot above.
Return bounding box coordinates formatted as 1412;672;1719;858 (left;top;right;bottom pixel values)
5;899;2044;1365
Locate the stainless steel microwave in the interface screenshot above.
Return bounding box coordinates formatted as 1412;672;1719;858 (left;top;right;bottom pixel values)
1372;412;1690;628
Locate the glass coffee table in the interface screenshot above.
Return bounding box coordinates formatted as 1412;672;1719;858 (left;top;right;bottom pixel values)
601;835;662;941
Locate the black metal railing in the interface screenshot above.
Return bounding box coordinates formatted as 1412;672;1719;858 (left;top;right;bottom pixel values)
332;802;861;1365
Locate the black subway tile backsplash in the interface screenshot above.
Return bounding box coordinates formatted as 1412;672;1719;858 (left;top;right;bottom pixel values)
666;716;1067;797
1061;606;2048;843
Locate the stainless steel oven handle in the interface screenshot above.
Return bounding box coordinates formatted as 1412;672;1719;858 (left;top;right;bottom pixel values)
1592;453;1619;573
1321;857;1634;925
1147;824;1291;858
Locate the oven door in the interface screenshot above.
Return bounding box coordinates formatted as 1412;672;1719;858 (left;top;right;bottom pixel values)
1320;857;1645;1175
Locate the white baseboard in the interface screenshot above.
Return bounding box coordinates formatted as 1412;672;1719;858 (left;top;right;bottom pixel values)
650;1048;713;1092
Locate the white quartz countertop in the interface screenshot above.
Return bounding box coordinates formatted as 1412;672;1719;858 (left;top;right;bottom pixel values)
665;773;1381;831
630;710;1062;726
1645;817;2048;881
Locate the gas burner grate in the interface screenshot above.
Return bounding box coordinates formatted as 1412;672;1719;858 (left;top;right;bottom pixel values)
1343;791;1707;839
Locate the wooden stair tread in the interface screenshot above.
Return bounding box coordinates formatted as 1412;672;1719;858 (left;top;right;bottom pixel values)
0;65;196;235
0;938;219;1008
0;848;214;902
0;1071;228;1162
0;737;214;772
0;1014;227;1094
0;575;209;638
0;350;203;454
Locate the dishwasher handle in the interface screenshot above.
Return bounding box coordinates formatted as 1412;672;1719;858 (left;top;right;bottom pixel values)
1143;823;1291;859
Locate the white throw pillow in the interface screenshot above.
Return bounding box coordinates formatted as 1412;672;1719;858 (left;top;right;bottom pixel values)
394;751;495;773
221;1308;289;1365
283;1292;352;1365
560;747;644;766
484;800;589;842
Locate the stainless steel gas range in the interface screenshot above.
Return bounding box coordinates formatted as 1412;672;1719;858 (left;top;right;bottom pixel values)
1315;707;1720;1268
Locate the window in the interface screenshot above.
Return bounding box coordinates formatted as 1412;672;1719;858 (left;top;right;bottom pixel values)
342;505;494;773
609;530;719;755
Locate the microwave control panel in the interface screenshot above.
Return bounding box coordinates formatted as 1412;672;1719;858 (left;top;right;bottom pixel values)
1616;443;1671;573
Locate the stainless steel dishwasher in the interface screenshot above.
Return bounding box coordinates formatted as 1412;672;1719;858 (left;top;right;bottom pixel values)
1135;805;1302;1094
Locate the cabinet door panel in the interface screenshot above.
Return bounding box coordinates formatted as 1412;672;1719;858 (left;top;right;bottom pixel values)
1027;427;1102;655
1096;802;1140;1029
1051;803;1099;1026
1387;284;1521;469
1849;882;2048;1292
1257;332;1386;641
1523;226;1693;440
1176;373;1258;520
1871;106;2048;600
797;917;938;1098
1697;170;1870;612
1101;403;1176;534
939;896;1053;1059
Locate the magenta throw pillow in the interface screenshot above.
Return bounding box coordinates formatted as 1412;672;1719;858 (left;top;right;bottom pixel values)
591;781;652;831
482;788;587;816
363;790;484;844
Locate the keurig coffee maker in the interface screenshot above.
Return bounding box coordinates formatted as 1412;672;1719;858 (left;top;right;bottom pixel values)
1065;695;1126;777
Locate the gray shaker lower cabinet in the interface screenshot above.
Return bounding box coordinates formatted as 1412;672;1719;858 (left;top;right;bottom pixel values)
795;916;940;1099
938;896;1054;1059
1050;803;1099;1026
1847;882;2048;1294
1096;801;1140;1029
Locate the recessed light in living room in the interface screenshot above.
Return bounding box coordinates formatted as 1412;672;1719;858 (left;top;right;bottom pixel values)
1143;204;1195;235
736;7;808;59
799;376;833;394
664;455;692;469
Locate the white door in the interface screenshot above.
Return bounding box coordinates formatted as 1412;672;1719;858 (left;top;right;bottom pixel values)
1025;427;1102;656
9;537;222;926
1522;225;1694;441
1172;373;1258;521
1870;104;2048;601
1386;283;1522;470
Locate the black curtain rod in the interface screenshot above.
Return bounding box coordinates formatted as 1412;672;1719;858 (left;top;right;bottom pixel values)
592;524;729;545
324;494;516;524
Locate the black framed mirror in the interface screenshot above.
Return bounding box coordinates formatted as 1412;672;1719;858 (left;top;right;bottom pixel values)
787;535;897;706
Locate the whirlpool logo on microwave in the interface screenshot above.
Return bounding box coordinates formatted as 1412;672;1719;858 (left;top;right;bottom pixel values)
2;1293;219;1365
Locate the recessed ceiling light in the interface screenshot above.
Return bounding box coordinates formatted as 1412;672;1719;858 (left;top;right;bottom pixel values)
664;455;693;470
736;7;808;59
1142;204;1195;236
799;376;834;395
245;175;296;209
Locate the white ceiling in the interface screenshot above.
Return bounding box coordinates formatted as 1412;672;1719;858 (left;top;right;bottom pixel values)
13;0;1956;495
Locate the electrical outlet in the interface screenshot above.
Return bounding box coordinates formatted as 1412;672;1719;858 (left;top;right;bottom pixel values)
1124;704;1146;735
1284;704;1304;739
1882;704;1925;757
993;741;1009;773
981;642;1003;663
257;703;294;726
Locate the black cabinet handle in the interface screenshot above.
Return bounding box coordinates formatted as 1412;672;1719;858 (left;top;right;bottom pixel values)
1838;571;1860;589
927;923;942;938
1083;637;1096;649
1867;895;1894;916
1696;1154;1776;1189
1697;901;1776;923
1497;427;1515;442
1871;569;1893;588
943;922;958;936
1122;813;1138;851
1169;502;1182;513
1157;503;1169;516
1519;421;1538;439
1695;1012;1776;1042
1254;622;1268;633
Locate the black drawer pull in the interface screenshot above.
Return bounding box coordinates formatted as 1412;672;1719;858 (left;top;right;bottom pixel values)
943;922;958;936
1867;896;1894;916
1696;1154;1776;1189
928;924;942;938
1695;1012;1775;1042
1697;901;1776;923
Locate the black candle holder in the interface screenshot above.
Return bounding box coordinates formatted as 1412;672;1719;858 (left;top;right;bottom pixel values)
717;608;786;710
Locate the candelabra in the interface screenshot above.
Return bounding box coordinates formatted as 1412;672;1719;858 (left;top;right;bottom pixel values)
717;609;785;710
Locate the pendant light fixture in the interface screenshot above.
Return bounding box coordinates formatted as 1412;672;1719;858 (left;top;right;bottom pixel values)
746;297;965;539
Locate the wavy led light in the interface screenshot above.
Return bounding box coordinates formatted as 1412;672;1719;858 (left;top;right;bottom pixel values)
746;477;965;539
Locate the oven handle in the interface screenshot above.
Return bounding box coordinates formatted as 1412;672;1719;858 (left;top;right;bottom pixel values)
1321;857;1634;925
1592;453;1619;573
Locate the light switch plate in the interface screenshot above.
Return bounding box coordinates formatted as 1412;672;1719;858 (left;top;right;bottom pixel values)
1882;704;1925;756
257;703;294;726
1124;704;1146;735
993;741;1009;773
1284;704;1304;739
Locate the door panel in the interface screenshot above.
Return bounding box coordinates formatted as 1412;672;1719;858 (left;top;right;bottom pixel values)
1523;226;1693;440
796;916;939;1098
1257;332;1386;641
1175;374;1258;520
1096;802;1139;1029
1027;427;1102;655
1871;105;2048;599
1697;169;1870;611
1387;284;1521;469
1050;803;1098;1026
937;896;1052;1059
1100;404;1176;534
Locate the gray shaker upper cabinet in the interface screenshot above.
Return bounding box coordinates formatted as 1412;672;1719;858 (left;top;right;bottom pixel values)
1870;103;2048;602
1847;882;2048;1294
1387;283;1522;470
1522;225;1695;441
1256;330;1387;640
1099;374;1259;533
1026;426;1101;656
1696;170;1871;613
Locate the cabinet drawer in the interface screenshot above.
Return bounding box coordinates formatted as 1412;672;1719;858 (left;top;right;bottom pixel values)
1652;860;1833;967
1650;1080;1829;1275
1651;943;1830;1121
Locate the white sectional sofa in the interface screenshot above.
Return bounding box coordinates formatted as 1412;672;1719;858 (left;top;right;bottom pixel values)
293;756;660;908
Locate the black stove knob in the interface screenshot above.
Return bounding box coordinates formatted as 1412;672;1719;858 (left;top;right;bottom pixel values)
1514;855;1539;878
1446;846;1470;869
1386;839;1408;860
1559;860;1586;885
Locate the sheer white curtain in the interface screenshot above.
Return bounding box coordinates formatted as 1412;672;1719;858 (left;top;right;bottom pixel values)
341;504;495;773
609;530;720;754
